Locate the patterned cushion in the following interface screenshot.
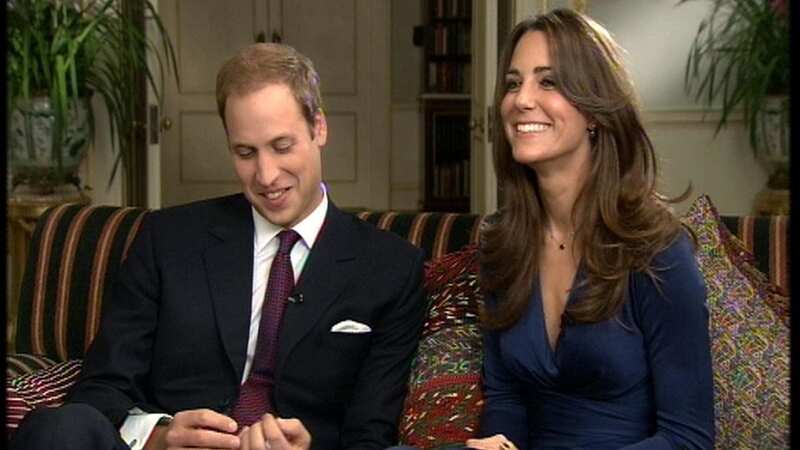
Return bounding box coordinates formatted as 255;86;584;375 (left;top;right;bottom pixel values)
6;359;83;437
399;245;484;448
681;195;789;449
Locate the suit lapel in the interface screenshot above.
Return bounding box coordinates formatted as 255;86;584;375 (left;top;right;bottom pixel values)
203;195;254;382
277;202;359;369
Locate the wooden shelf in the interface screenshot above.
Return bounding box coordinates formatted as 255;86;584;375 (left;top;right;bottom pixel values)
420;0;473;212
421;97;470;212
423;0;472;94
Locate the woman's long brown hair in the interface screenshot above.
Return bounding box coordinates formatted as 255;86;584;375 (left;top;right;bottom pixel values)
480;9;689;330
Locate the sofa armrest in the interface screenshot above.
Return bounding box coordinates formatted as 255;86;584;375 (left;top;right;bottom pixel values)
6;354;59;379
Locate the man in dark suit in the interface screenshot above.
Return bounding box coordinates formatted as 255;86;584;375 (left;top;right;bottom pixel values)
10;43;426;450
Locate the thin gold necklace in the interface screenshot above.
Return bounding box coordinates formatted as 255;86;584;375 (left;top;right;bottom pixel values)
546;228;574;251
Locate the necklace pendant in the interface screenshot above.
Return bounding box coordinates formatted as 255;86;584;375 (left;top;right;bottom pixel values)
559;243;566;250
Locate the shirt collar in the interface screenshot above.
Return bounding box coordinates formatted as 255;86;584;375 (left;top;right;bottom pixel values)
252;184;328;252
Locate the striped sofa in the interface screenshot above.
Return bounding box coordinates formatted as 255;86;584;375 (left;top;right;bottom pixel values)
6;202;790;442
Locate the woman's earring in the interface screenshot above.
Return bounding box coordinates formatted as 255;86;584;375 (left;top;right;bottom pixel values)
587;126;597;139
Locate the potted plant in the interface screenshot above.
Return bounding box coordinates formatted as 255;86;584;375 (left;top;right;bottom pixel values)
680;0;790;190
7;0;178;194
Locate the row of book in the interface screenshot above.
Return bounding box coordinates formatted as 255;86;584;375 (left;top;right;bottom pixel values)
431;0;472;19
430;22;471;56
432;159;470;199
427;62;471;93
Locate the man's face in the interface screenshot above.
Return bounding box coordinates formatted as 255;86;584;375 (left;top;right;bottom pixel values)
225;83;327;228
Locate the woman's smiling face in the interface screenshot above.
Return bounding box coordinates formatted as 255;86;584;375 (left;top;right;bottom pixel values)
500;30;592;171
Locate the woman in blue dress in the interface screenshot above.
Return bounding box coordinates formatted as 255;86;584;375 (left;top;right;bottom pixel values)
465;8;714;450
389;8;714;450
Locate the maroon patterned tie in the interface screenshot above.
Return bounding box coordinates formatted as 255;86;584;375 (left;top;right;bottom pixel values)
230;229;301;428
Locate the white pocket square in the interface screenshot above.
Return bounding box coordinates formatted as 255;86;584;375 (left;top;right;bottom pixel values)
330;320;372;334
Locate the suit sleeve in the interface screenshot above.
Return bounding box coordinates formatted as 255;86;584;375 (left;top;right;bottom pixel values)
620;234;715;450
339;248;427;450
65;212;164;426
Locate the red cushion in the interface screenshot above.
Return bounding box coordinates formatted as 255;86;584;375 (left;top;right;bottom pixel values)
6;359;83;438
399;245;484;448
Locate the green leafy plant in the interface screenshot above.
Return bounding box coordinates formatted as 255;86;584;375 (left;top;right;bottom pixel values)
7;0;179;187
680;0;789;151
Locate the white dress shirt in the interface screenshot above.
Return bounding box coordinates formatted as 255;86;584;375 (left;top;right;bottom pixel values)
120;187;328;449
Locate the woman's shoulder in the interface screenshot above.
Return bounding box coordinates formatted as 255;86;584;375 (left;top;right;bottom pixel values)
650;227;697;267
629;227;706;311
626;228;710;358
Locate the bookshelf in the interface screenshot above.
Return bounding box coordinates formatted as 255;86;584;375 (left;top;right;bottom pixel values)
418;0;472;212
424;0;472;94
421;96;470;212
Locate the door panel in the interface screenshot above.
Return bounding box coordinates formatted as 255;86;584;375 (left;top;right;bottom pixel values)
177;0;263;93
281;0;358;95
323;112;358;182
179;111;237;183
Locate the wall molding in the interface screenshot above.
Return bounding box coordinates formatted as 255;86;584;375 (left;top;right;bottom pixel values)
642;108;744;124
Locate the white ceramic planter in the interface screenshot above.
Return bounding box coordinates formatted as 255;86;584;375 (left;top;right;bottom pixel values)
754;95;790;189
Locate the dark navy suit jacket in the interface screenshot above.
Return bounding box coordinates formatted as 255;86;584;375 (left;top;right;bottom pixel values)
67;193;426;450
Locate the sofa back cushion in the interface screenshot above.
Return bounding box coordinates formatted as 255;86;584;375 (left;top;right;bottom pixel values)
13;203;788;368
719;215;790;295
354;211;484;261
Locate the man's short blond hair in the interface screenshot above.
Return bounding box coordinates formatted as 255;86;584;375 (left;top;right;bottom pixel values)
216;43;323;130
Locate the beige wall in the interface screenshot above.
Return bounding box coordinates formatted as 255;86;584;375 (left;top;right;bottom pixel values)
644;112;765;215
589;0;768;215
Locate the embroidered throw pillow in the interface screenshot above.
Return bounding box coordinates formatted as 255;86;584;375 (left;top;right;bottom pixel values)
399;245;484;449
681;195;789;449
6;359;83;438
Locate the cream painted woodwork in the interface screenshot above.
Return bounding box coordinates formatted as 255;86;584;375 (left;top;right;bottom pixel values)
470;0;498;214
158;0;390;210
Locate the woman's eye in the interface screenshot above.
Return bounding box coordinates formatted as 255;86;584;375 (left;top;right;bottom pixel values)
540;78;556;89
505;79;521;91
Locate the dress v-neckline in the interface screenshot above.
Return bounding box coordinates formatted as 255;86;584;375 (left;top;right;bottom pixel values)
536;270;581;357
